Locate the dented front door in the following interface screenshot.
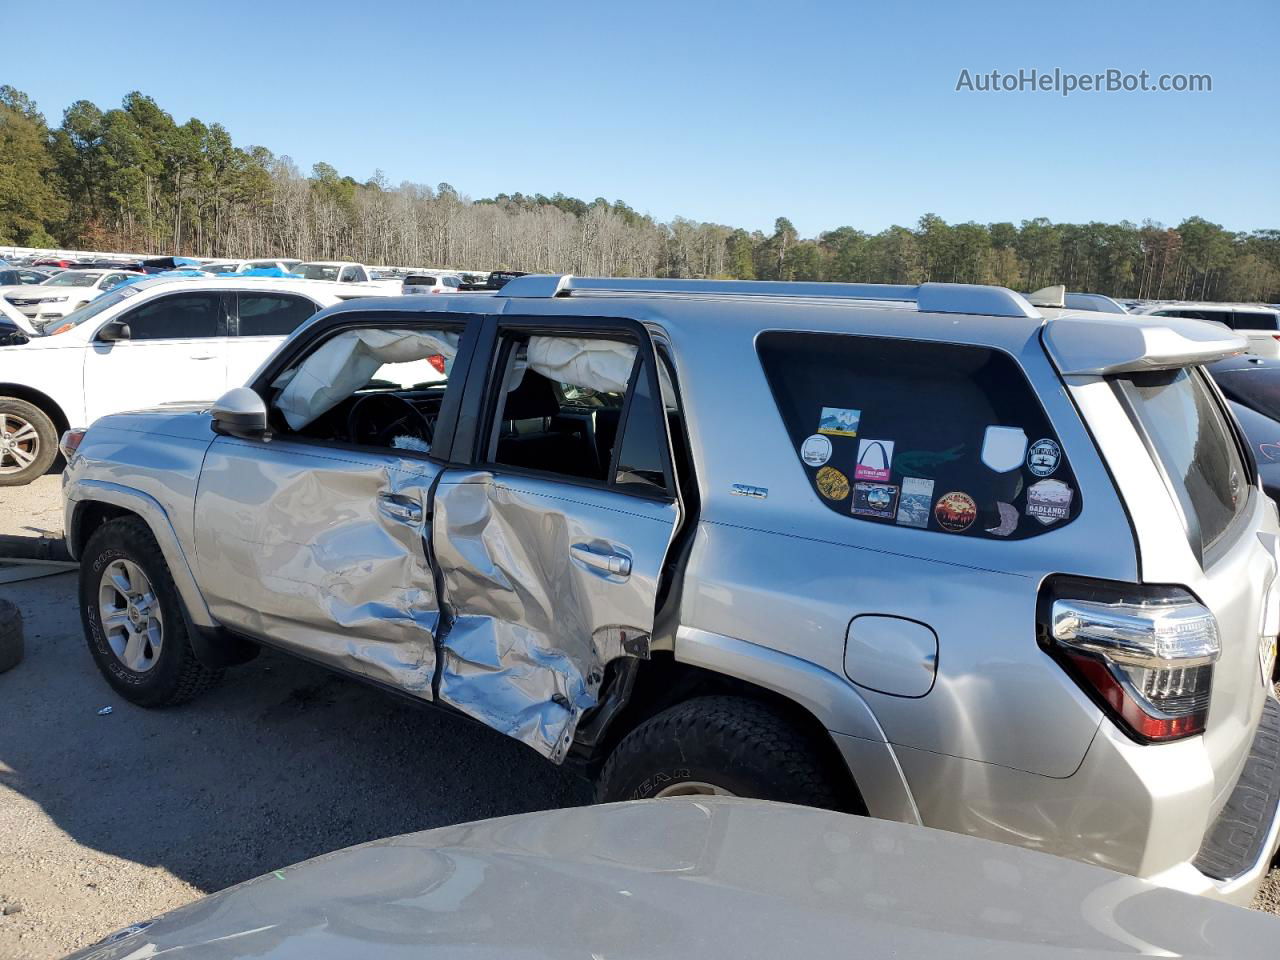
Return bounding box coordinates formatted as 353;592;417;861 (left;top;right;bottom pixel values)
194;439;443;697
430;471;678;760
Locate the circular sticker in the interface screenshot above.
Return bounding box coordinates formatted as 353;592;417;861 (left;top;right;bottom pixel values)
934;491;978;532
1026;438;1061;477
800;434;833;467
815;466;850;501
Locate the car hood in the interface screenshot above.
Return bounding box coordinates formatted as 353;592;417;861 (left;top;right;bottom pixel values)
69;799;1278;959
87;404;217;441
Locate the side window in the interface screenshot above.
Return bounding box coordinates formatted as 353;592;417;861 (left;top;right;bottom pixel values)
116;292;223;341
100;274;127;292
237;293;318;337
267;326;460;453
339;267;361;283
486;333;671;494
758;333;1080;539
1234;311;1280;332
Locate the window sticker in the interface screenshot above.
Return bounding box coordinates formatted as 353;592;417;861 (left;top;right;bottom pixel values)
1026;479;1073;525
855;439;894;482
987;501;1019;536
896;477;935;528
800;434;833;467
815;466;851;501
934;491;978;532
853;482;899;519
818;407;861;437
1027;438;1062;477
980;426;1027;473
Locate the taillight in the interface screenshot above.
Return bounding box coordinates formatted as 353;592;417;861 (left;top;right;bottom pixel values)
427;353;446;374
1039;576;1220;743
59;427;88;460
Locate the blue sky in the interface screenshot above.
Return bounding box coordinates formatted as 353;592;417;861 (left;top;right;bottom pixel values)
6;0;1277;236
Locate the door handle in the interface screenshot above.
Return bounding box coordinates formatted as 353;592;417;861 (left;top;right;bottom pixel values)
378;493;423;525
189;353;217;360
570;544;632;577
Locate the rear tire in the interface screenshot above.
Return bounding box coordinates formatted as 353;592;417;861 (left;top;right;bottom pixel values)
597;695;857;810
80;517;222;706
0;397;57;487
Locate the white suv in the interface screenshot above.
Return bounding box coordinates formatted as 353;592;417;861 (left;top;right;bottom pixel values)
0;276;377;485
1132;302;1280;358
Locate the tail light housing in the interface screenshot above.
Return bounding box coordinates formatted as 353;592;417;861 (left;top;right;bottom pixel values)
59;427;88;460
1039;576;1220;743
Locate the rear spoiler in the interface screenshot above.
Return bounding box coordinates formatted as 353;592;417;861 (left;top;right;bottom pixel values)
1043;313;1246;376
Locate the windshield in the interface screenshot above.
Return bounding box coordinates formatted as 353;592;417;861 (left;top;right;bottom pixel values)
43;272;99;287
1118;367;1247;557
295;263;341;281
43;286;141;333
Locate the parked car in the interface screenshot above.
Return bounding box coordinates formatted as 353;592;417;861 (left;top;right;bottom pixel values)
140;256;203;274
1025;285;1129;314
63;277;1280;903
0;266;57;287
203;258;303;275
3;269;137;330
67;798;1280;960
0;277;371;485
1132;301;1280;358
1206;353;1280;501
402;272;462;293
292;260;373;283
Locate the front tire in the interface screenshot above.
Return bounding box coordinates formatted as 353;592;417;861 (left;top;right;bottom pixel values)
80;517;222;706
597;695;857;810
0;397;57;486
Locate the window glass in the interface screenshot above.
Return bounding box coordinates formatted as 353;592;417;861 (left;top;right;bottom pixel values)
490;335;650;487
99;274;128;291
1233;311;1280;331
1118;368;1246;556
237;293;318;337
757;332;1080;539
45;271;98;287
0;271;19;285
613;359;670;493
268;326;458;452
1213;366;1280;422
203;262;241;274
118;292;222;340
297;263;340;281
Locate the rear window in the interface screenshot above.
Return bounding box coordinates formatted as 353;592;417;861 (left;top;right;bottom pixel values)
758;333;1080;540
1117;367;1247;557
1213;365;1280;422
1233;311;1280;331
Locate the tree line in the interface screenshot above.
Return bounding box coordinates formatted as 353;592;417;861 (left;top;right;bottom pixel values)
2;86;1277;302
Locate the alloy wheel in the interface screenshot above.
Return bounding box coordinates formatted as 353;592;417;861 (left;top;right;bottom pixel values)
0;413;39;475
98;559;164;672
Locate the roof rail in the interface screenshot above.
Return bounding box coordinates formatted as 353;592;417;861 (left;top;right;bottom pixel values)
495;275;1040;319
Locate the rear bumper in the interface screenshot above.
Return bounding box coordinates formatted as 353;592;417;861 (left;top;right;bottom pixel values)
885;693;1280;905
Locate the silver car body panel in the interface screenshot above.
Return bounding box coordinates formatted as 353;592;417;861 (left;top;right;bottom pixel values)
69;799;1280;960
432;469;678;761
193;436;443;695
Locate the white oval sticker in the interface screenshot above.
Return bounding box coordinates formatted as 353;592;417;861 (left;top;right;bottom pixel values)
801;434;833;467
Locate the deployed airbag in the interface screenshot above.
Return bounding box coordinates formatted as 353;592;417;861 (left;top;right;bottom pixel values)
508;336;638;395
274;328;459;429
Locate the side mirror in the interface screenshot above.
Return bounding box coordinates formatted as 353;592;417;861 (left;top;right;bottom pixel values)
211;387;269;440
97;320;131;342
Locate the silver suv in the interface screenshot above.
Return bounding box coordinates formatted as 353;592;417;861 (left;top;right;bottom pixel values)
62;277;1280;903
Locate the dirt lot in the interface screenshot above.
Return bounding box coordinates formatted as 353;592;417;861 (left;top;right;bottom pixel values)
0;481;1277;958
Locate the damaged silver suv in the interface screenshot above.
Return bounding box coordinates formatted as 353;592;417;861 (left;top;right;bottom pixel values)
63;276;1280;903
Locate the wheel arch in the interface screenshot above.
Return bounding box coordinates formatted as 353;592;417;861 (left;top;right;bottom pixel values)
0;383;70;437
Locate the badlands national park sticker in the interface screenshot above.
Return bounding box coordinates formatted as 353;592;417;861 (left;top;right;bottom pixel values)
1026;479;1073;525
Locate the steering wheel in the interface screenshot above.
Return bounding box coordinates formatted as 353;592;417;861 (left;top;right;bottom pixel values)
346;394;434;448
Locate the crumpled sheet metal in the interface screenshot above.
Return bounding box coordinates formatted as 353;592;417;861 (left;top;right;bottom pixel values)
194;447;441;695
273;328;460;429
432;473;678;762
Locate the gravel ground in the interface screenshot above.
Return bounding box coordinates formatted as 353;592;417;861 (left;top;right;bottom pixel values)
0;572;590;959
0;479;1276;957
0;475;62;541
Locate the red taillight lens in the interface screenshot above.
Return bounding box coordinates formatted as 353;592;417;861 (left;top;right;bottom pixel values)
427;354;446;374
1039;577;1220;743
59;427;88;460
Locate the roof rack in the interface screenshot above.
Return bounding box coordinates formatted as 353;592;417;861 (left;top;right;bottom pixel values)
495;275;1041;319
